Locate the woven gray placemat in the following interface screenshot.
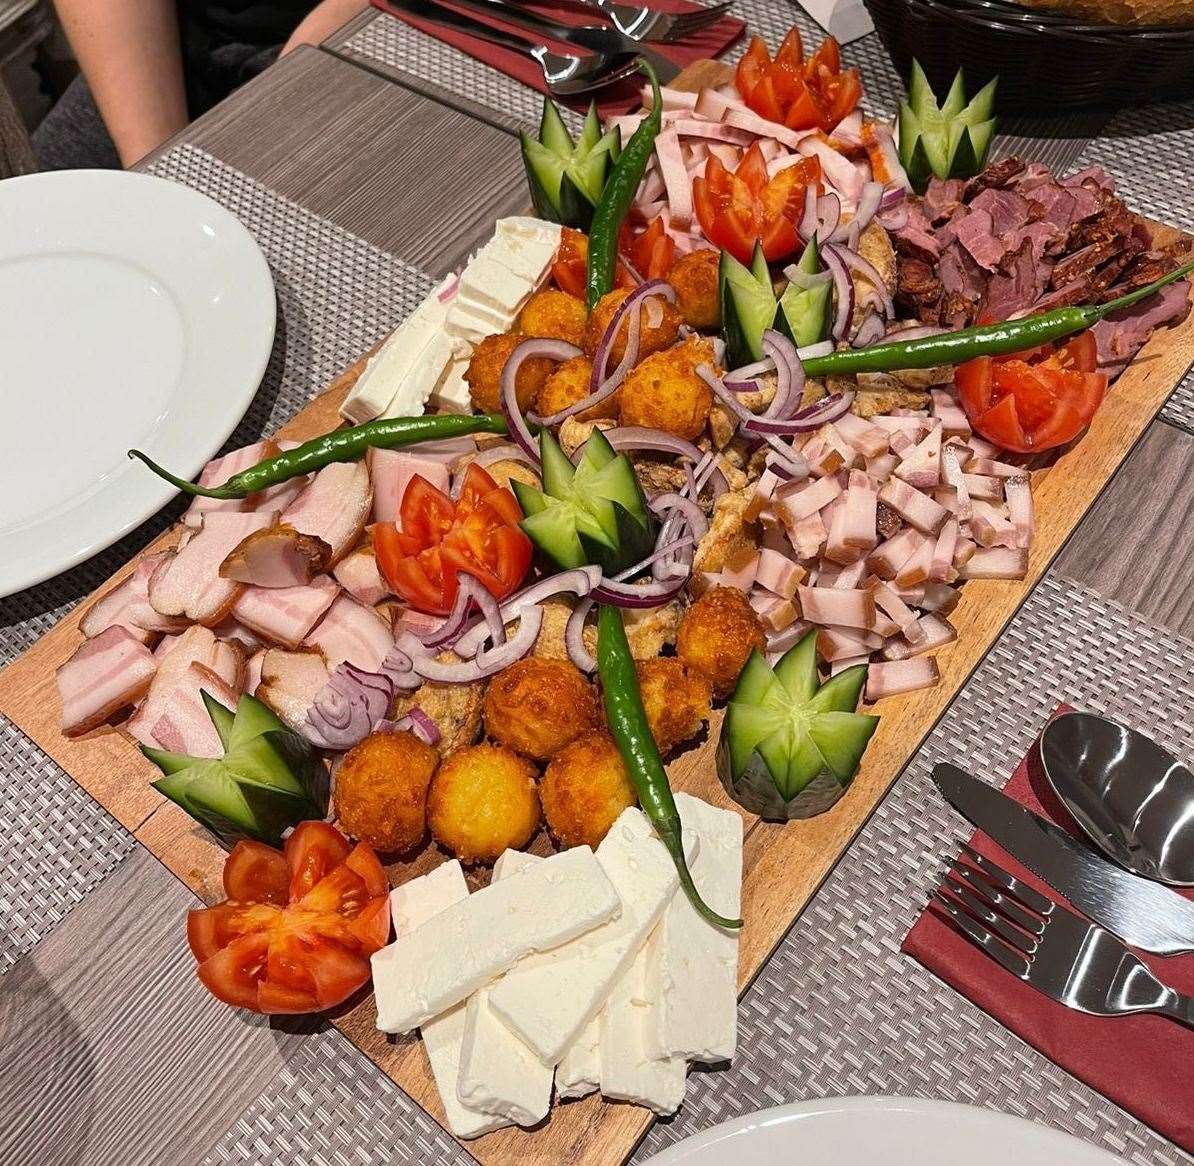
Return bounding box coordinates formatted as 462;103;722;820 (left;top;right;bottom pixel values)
200;574;1193;1166
0;144;434;974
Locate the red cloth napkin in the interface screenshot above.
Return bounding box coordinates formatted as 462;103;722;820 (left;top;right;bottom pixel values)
903;706;1194;1154
370;0;745;115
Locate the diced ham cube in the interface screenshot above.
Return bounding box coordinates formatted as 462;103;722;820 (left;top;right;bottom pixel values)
878;478;950;535
865;657;941;701
960;546;1029;580
882;613;957;661
798;586;876;630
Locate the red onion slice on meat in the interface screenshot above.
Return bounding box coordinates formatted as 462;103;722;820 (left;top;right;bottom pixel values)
761;330;805;419
826;243;894;319
376;706;441;746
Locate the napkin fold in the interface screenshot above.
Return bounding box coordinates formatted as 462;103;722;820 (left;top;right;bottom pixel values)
370;0;745;115
903;707;1194;1154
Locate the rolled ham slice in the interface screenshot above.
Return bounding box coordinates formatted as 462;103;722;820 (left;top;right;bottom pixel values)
333;546;391;607
148;663;242;757
220;524;332;588
370;450;451;524
256;649;331;734
58;626;158;736
303;594;394;671
283;461;372;564
231;575;341;649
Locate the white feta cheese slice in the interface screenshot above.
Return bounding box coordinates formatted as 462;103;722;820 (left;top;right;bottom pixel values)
483;235;558;287
495;215;563;249
459;251;537;316
372;845;620;1034
444;302;502;347
427;352;473;413
555;1017;600;1100
598;936;688;1116
646;793;743;1063
340;274;456;424
452;289;517;335
386;862;508;1141
372;329;456;422
487;807;691;1065
457;851;553;1127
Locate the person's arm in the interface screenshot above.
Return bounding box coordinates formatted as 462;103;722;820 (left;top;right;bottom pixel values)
53;0;188;167
281;0;372;54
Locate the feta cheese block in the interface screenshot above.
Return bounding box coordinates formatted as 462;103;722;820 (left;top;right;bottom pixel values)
457;851;553;1126
487;807;690;1065
339;274;457;424
387;862;508;1141
598;937;688;1116
554;1017;600;1101
646;793;743;1063
458;252;539;317
372;845;620;1034
426;352;472;414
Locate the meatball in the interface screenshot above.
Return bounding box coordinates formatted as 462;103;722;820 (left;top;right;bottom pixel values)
618;337;715;442
484;657;599;760
677;585;767;698
535;355;616;423
584;287;681;366
465;332;553;414
541;733;637;849
517;289;588;347
334;730;438;854
636;658;712;754
428;743;540;864
668;249;720;330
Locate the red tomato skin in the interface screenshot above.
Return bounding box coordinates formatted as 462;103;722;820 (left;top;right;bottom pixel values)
284;821;352;902
223;840;290;905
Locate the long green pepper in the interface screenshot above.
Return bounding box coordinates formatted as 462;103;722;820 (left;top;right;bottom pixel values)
129;412;510;499
585;61;664;311
596;604;742;931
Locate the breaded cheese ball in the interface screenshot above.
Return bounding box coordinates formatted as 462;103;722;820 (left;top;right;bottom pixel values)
334;730;439;854
584;287;681;366
536;355;619;423
618;336;716;442
465;332;553;414
483;657;599;760
677;585;767;698
636;657;712;754
517;289;588;347
427;743;540;864
668;249;720;330
541;733;637;849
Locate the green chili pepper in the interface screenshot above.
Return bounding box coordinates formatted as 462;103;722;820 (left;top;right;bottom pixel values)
596;604;742;931
800;260;1194;377
129;413;510;500
585;61;663;311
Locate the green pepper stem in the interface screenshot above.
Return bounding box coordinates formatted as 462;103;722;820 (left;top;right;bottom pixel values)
1088;259;1194;321
127;449;237;498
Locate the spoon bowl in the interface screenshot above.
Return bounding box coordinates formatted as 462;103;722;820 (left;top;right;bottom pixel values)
1040;711;1194;886
531;45;643;96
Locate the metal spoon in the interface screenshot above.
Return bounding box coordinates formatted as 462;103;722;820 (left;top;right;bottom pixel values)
386;0;644;96
1040;711;1194;886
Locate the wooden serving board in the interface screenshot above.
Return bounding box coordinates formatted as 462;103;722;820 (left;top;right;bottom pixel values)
4;60;1194;1166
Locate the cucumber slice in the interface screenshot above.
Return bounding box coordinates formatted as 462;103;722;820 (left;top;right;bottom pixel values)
777;235;832;349
225;693;288;752
521;506;586;570
953;119;996;179
139;744;194;776
749;241;770;287
735;649;781;707
575;101;602;155
906;60;937;120
899;61;999;190
222;732;308;799
577;424;618;475
958;77;998;127
511;478;549;518
539;430;577;496
940;69;967;120
724;700;785;778
808;711;880;783
719;249;777;366
773;630;819;704
539;96;574;157
202;689;236;749
809;662;868;714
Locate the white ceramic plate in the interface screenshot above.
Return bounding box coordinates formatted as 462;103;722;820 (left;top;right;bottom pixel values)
0;169;275;598
644;1096;1127;1165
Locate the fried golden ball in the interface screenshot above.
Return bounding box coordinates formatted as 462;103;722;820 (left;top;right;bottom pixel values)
465;332;552;414
535;355;618;422
636;658;712;754
541;733;637;849
618;336;715;442
668;249;720;330
517;289;588;347
428;743;540;864
583;287;681;366
334;730;438;854
677;586;767;698
483;657;599;760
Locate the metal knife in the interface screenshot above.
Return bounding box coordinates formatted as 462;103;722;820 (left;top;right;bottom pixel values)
932;762;1194;956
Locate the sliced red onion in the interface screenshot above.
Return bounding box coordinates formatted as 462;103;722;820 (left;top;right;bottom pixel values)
588;279;675;399
844;181;883;239
797;340;834;360
500;338;577;461
886;323;948;341
815;193;842;242
413;573;474;650
726;357;774;381
827;243;894;319
566;597;596;672
437;275;459;303
852;311;887;348
761;434;811;475
879;187;906;211
820;245;855;340
761;330;804;419
799;183;819;240
876;203;909;231
610;534;695;583
592;573;688;608
697;363;750;426
305;662;394;751
723;377;764;394
403;607;543;683
376;707;441;746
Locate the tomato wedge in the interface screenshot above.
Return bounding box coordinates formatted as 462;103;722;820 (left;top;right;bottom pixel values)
735;30;862;133
956;331;1107;454
692;144;820;263
187;822;390;1015
624;215;676;281
374;463;533;615
551;227;636;297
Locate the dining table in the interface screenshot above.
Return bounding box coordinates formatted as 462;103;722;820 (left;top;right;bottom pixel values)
1;5;1192;1164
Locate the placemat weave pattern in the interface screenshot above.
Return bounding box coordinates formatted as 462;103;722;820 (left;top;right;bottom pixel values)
200;574;1193;1166
0;144;434;974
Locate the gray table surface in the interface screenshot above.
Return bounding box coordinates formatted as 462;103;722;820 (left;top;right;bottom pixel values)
1;17;1193;1166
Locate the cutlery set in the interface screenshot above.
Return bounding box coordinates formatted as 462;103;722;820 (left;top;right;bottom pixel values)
931;712;1194;1029
386;0;734;94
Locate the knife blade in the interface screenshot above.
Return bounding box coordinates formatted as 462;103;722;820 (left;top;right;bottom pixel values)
932;762;1194;955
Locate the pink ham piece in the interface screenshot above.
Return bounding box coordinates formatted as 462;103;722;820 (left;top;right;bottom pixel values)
878;478;950;535
721;551;760;592
930;519;959;583
931;389;971;438
209;618;265;655
149;664;242;756
724;106;814;151
941;442;973;521
79;573;156;645
798;585;876;630
751;594;799;632
646;85;699;112
114;553;192;636
232;574;340;649
869;578;921;640
219;524;332;588
149;510;278;625
370;450;450;525
894;424;943;489
968;500;1017;548
894;533;934;588
182;440;274;528
833;412;889;458
920;581;961;614
882;613;957;660
654;128;693;229
816;624;883;661
693;87;746;121
776;474;842;527
865;656;941;701
245;649;266;695
58;626;158;736
304;594;393;671
333;546;391;607
256;649;331;734
961;474;1003;502
960;546;1029;580
666;120;752;147
154;634;181;659
867;526;921;579
966;456;1022;478
830;653;871;676
754;548;804;599
786;511;827;559
824;472;877;565
1005;474;1034;549
283;461;372;564
829;558;868;589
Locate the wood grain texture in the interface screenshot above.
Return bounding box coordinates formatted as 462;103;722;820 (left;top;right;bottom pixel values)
4;56;1194;1166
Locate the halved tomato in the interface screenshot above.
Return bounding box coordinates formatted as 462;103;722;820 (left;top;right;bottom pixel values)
187;822;390;1015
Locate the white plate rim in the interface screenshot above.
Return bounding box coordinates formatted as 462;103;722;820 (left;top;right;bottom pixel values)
0;168;275;598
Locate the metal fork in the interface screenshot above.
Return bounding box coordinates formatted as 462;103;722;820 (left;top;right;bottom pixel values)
930;843;1194;1028
575;0;735;43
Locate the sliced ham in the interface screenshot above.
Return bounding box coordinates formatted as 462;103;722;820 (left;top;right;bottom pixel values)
865;656;941;701
878;478;950;535
869;579;921;639
283;460;372;564
79;573;156;645
816;624;883;661
1005;474;1034;549
723;106;812;151
149;510;278;625
113;553;192;635
232;575;341;649
209;618;265;655
930;519;959;583
797;585;875;630
370;450;450;525
182;440;275;529
941;442;973;521
220;523;332;588
824;474;877;565
775;475;842;527
920;581;960;614
882;613;956;660
754;547;804;599
786;511;827;559
654;128;692;229
256;649;331;733
333;546;391;606
893;533;934;588
58;626;158;736
961;473;1003;502
833;412;889;458
245;649;266;695
303;594;393;671
867;526;921;579
894;425;942;489
148;664;242;757
968;500;1018;548
960;546;1029;580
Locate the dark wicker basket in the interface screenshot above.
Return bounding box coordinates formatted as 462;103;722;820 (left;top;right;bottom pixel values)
863;0;1194;112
